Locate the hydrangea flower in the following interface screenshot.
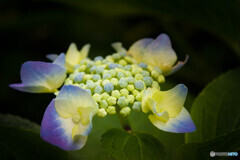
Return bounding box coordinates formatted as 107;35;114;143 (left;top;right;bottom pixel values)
10;53;66;93
41;85;98;150
10;34;196;151
142;84;196;133
113;33;188;75
47;43;90;73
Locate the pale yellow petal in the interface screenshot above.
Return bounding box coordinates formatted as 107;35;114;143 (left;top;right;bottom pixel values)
151;84;187;117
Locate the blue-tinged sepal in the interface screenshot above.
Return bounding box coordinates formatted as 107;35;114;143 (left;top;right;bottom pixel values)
40;99;88;150
41;85;98;150
142;84;196;133
149;107;196;133
10;55;66;93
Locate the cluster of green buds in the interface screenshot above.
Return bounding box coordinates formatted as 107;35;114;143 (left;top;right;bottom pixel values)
63;52;165;117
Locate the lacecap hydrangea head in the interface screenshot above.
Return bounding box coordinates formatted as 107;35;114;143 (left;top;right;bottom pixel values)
10;33;196;151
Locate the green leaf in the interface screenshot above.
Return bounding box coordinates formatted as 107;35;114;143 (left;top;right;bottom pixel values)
0;114;40;132
186;68;240;143
101;128;166;160
0;125;68;160
178;129;240;160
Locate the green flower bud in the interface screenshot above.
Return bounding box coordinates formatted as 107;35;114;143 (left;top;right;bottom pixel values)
119;59;127;66
95;60;102;66
143;77;153;87
86;82;96;90
135;74;143;80
93;93;101;102
79;65;87;72
151;70;160;79
124;56;133;63
127;95;135;104
111;78;119;86
120;107;131;116
132;90;139;97
124;65;132;71
78;83;85;88
84;74;92;81
109;70;117;77
106;55;114;62
103;70;109;75
86;61;94;69
65;79;73;85
120;88;129;97
96;66;104;74
94;86;103;94
112;53;121;60
118;78;128;88
100;100;108;109
97;108;107;117
127;84;134;92
111;90;121;98
101;92;110;100
133;102;142;111
92;74;101;81
141;70;150;77
102;79;110;86
157;75;165;83
90;65;97;73
125;71;132;77
107;96;117;105
103;73;112;80
106;106;116;115
117;72;125;79
152;81;160;90
134;80;145;90
104;83;114;93
147;66;154;72
136;93;142;102
117;96;129;108
132;67;142;76
127;76;136;84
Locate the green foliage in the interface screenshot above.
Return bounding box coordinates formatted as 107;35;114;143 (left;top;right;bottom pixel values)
178;129;240;160
0;114;40;132
186;68;240;143
0;125;68;160
101;128;166;160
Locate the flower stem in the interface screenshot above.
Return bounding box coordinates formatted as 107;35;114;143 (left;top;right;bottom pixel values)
117;112;131;132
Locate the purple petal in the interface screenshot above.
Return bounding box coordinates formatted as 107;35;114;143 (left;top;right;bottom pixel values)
9;83;50;93
20;61;66;92
144;33;177;69
165;55;189;76
149;107;196;133
53;53;66;69
46;54;59;61
40;99;88;150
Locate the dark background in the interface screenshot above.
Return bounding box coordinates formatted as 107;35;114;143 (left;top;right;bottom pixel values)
1;0;239;128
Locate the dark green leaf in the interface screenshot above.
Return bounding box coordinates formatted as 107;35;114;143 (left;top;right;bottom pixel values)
101;128;166;160
0;125;68;160
186;68;240;143
178;129;240;160
0;114;40;132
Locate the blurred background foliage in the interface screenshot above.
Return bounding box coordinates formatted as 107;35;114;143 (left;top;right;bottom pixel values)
0;0;239;159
